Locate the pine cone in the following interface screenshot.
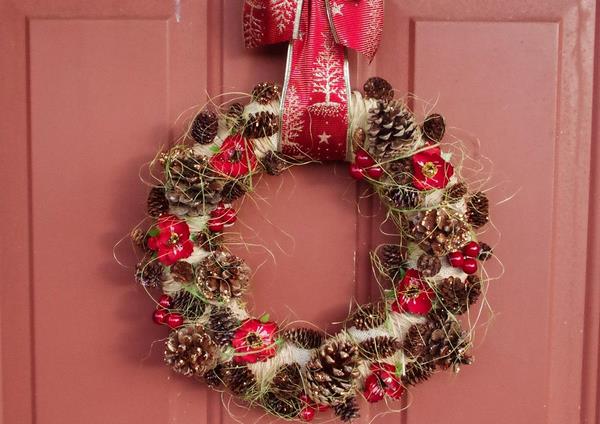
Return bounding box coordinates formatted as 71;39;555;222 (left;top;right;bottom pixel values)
466;192;490;228
261;151;287;176
333;396;360;422
358;336;402;360
196;251;251;301
170;290;205;319
282;328;325;349
352;128;366;150
190;111;218;144
348;302;387;330
243;111;279;139
385;187;421;210
263;392;302;418
221;362;256;396
170;261;194;283
130;228;147;250
436;275;482;315
226;102;245;134
363;76;394;101
203;364;223;388
380;244;407;278
409;209;471;256
403;313;472;370
208;307;240;346
252;82;281;104
271;363;303;399
416;253;442;277
445;182;468;203
422;113;446;142
385;158;413;186
135;259;164;287
367;100;420;160
401;361;434;386
164;324;219;378
147;187;169;217
221;181;247;203
304;339;360;406
478;242;493;261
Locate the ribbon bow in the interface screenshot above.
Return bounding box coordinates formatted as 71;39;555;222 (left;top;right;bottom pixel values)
243;0;384;161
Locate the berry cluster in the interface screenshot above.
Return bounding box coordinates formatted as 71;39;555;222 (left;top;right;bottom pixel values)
208;203;237;233
348;149;384;180
447;241;482;275
152;295;184;329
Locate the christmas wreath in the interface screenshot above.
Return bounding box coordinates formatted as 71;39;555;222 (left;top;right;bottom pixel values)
128;1;497;422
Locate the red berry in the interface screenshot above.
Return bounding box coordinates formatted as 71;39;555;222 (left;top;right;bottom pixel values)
366;166;384;180
355;150;375;168
158;294;172;309
462;257;478;274
299;406;315;422
463;241;481;258
222;208;237;225
208;219;224;233
364;374;385;403
448;251;464;268
165;313;184;329
349;163;366;180
210;203;226;217
152;308;168;325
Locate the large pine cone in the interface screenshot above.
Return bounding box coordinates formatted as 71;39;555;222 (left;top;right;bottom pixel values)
436;275;482;315
147;186;169;218
367;100;420;159
190;111;218;144
409;209;472;256
334;396;360;422
271;363;303;399
221;362;256;396
466;192;490;228
196;251;251;301
403;312;472;371
304;339;360;406
170;290;205;319
281;327;325;349
164;324;219;378
348;302;387;330
208;306;240;346
243;111;279;139
358;336;402;360
401;361;434;386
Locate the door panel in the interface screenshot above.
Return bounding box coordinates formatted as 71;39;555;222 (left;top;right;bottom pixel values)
1;1;598;424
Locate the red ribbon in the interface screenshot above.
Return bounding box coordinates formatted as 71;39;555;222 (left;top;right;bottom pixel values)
243;0;384;161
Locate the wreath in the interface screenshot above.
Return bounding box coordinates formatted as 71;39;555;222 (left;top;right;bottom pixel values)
130;76;495;423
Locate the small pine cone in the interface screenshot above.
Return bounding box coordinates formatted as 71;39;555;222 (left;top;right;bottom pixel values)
196;251;251;301
190;111;219;144
135;260;164;287
243;111;279;139
261;151;287;176
466;192;490;228
358;336;402;360
226;102;245;133
263;392;302;418
401;361;434;386
363;76;394;102
147;186;169;218
221;362;257;396
208;307;240;346
252;82;281;104
380;244;407;278
478;242;493;261
334;396;360;422
282;328;325;349
416;253;442;277
445;182;468;203
203;364;223;388
130;228;147;250
368;100;421;160
271;363;303;398
170;290;205;319
164;324;219;378
385;187;421;210
304;339;360;406
422;113;446;142
221;181;247;203
170;261;194;283
409;209;472;256
436;275;481;315
385;158;413;186
349;302;387;330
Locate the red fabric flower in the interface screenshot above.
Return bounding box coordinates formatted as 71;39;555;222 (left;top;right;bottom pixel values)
147;215;194;266
412;147;454;190
210;134;257;177
232;319;278;363
364;363;404;402
391;269;433;315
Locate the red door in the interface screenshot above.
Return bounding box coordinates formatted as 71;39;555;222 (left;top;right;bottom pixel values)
1;1;599;424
